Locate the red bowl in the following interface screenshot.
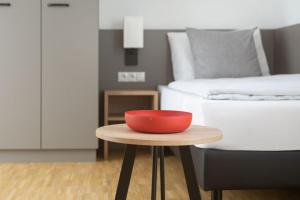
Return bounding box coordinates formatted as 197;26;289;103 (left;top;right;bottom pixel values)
125;110;192;133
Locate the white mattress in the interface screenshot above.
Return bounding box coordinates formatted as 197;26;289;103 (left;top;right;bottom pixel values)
168;74;300;100
160;86;300;151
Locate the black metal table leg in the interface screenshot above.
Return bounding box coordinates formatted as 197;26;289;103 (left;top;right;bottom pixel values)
115;145;200;200
179;146;201;200
115;144;137;200
211;190;222;200
151;146;158;200
159;147;165;200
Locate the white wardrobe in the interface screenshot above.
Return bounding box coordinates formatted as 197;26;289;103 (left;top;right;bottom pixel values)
0;0;98;161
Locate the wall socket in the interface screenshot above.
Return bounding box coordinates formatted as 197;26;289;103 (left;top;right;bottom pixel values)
118;72;146;82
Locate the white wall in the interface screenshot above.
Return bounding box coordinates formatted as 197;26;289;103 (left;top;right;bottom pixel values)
282;0;300;26
100;0;290;29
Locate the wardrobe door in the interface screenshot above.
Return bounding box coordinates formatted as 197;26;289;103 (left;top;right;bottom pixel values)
42;0;98;149
0;0;41;149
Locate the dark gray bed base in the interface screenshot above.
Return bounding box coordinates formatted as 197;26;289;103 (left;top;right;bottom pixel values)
170;147;300;200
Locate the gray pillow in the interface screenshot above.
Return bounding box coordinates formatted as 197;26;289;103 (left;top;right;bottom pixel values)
186;28;262;78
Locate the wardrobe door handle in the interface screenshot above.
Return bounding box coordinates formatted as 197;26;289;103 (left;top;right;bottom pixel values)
0;3;11;6
48;3;69;7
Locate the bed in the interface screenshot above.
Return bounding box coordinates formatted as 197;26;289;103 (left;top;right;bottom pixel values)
160;79;300;199
162;29;300;200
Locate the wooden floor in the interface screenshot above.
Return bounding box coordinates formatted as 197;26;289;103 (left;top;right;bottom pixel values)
0;150;299;200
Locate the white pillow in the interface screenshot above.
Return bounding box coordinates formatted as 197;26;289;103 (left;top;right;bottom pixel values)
167;29;270;80
167;32;195;81
253;28;270;76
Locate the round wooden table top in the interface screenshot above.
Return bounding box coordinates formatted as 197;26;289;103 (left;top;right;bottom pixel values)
96;124;222;146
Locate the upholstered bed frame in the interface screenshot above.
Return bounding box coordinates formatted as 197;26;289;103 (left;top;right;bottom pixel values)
171;147;300;200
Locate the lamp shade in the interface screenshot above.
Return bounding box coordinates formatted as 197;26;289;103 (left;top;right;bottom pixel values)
123;16;144;48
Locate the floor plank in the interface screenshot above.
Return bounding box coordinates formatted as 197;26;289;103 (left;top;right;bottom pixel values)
0;150;299;200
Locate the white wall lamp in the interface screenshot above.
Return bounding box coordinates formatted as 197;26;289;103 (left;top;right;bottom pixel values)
123;16;144;66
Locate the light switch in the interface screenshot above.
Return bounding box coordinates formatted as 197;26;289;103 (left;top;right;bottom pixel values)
135;72;145;82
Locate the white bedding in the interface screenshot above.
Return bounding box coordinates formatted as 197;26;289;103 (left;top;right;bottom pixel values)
160;86;300;151
168;74;300;100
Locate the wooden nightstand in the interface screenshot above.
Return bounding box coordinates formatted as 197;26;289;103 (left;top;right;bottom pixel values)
103;90;159;159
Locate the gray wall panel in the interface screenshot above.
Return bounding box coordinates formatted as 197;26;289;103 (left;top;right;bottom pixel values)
274;24;300;74
99;30;173;91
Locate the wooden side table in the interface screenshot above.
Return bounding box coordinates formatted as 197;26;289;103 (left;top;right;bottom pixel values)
96;124;222;200
103;90;159;159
